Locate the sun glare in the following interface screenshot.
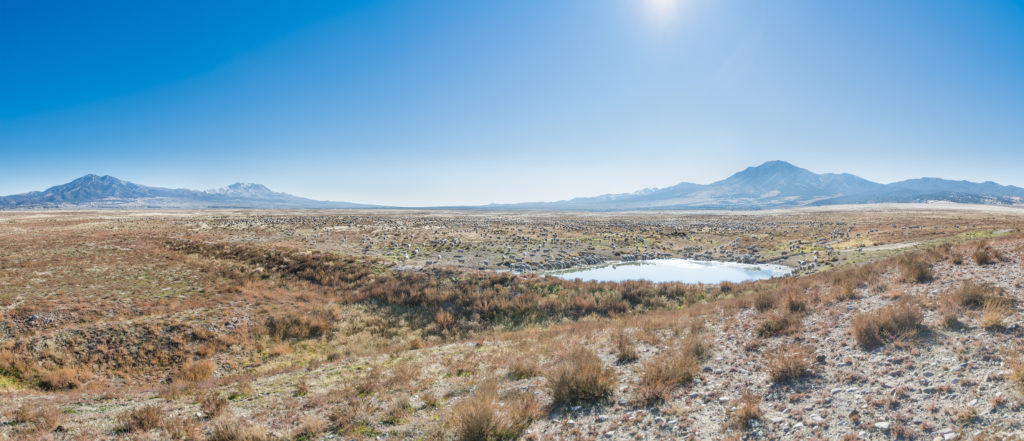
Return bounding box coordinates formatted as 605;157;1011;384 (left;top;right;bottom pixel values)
643;0;681;26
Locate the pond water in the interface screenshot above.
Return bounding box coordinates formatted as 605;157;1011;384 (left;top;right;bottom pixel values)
550;259;792;284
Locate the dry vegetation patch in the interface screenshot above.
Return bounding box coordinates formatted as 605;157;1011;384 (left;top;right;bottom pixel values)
767;344;814;383
897;252;933;283
851;301;924;349
726;390;764;430
635;348;699;405
450;382;541;441
546;347;616;408
115;404;163;433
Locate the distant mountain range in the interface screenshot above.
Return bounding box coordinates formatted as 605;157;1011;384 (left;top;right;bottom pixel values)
0;175;373;209
2;162;1023;210
484;161;1024;210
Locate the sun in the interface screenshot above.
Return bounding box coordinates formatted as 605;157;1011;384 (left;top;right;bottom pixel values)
645;0;679;18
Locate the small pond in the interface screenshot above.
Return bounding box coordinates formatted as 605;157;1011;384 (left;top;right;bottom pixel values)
550;259;792;284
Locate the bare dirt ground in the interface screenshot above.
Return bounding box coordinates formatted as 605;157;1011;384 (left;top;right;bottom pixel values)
0;206;1023;440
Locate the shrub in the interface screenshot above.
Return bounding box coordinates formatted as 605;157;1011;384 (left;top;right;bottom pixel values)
727;390;763;430
980;299;1013;330
294;416;328;441
13;403;35;424
634;350;698;405
752;291;777;312
897;254;932;283
783;293;807;313
451;382;539;441
937;294;963;329
264;310;331;340
681;335;711;360
116;404;163;433
38;366;87;391
546;347;615;408
199;394;228;418
507;357;540;380
767;344;813;383
945;282;1002;309
756;311;801;337
207;421;271;441
0;350;28;381
614;330;638;363
435;310;458;332
1007;350;1024;394
162;416;201;441
12;403;63;432
851;302;923;349
973;245;1001;265
174;359;215;384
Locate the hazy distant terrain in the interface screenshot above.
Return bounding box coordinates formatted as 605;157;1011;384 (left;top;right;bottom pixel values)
490;161;1024;210
0;174;374;209
2;161;1024;210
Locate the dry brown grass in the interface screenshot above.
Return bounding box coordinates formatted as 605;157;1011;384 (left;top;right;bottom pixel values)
546;347;615;408
897;253;933;283
944;282;1002;309
173;359;216;384
973;244;1002;265
767;344;814;383
752;290;778;312
12;403;64;432
1006;350;1024;394
756;311;801;338
450;382;540;441
199;394;229;418
206;421;272;441
613;330;638;363
506;357;540;380
264;307;335;340
851;302;923;349
38;366;89;390
162;416;201;441
115;404;163;433
681;334;711;361
980;299;1013;329
294;415;329;441
634;349;698;405
435;310;458;333
727;390;764;430
937;294;964;329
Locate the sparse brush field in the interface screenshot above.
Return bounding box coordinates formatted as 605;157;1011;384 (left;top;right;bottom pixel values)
1;208;1023;440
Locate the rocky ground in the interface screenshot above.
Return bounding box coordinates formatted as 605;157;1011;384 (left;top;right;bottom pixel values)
524;240;1024;441
1;209;1023;441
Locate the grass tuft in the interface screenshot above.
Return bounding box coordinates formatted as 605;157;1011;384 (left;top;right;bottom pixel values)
614;330;638;363
547;347;615;408
851;302;923;349
634;349;698;405
727;390;764;430
897;253;933;283
767;344;813;383
115;404;163;433
451;382;540;441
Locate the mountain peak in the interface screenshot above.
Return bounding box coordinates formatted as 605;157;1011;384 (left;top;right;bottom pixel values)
70;174;124;184
754;160;798;169
206;182;276;197
737;160;804;176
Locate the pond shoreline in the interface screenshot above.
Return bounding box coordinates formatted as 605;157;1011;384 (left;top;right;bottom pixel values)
538;258;794;284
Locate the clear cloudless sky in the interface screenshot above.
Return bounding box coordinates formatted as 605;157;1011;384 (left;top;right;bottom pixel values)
2;0;1023;206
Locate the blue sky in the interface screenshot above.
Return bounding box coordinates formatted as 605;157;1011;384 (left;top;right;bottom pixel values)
2;0;1023;205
